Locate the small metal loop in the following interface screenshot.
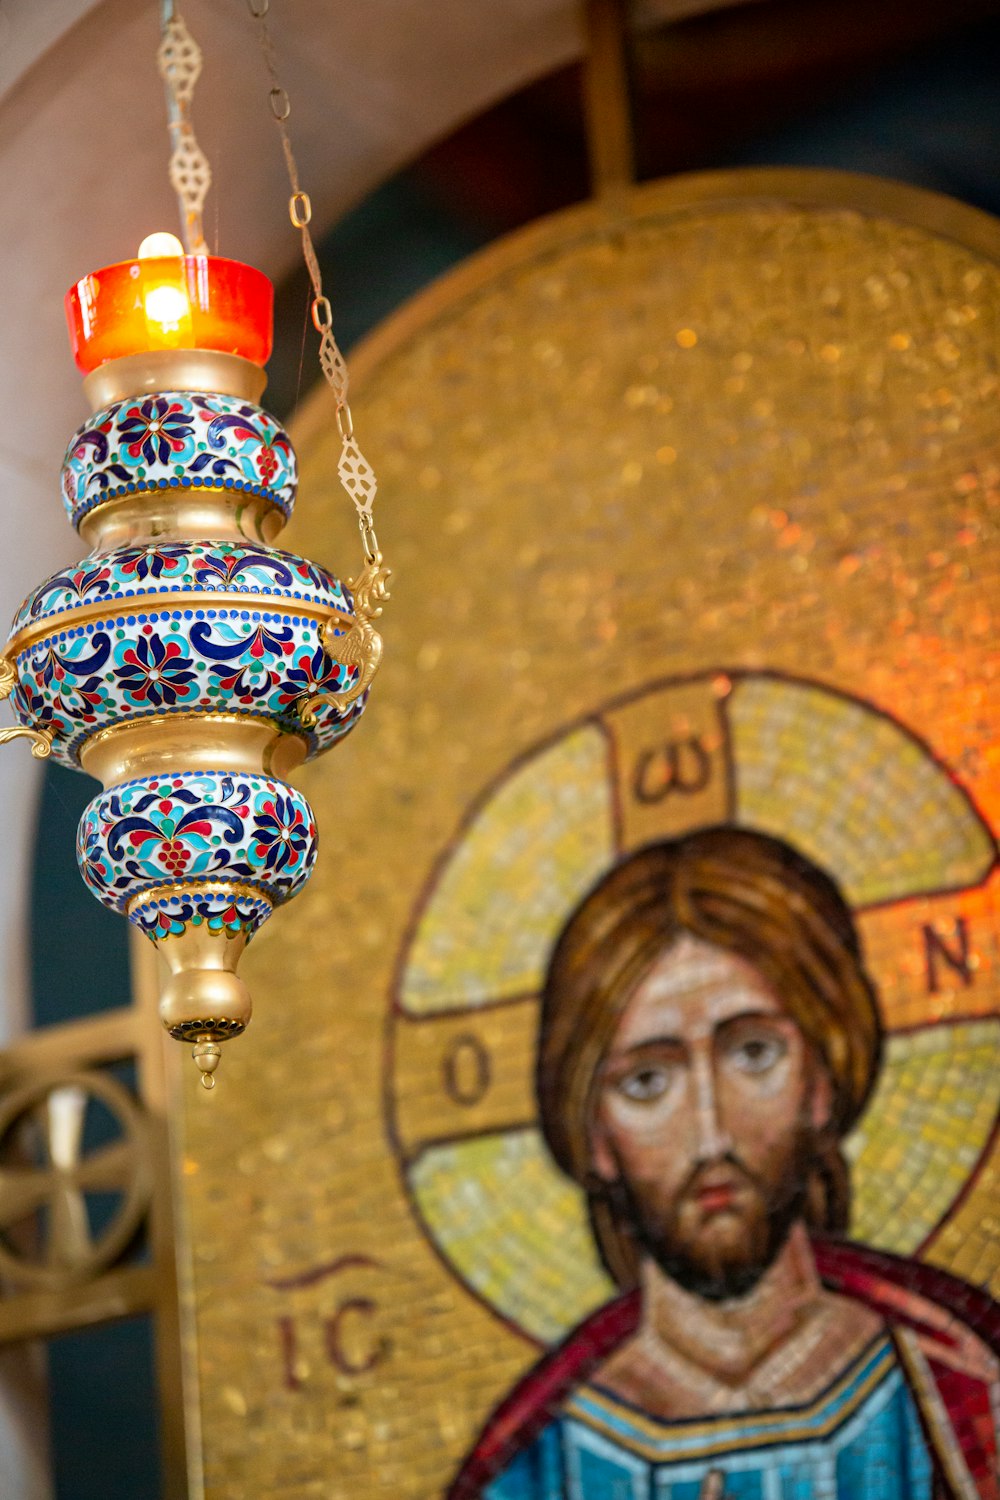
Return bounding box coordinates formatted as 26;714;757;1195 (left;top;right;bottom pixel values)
359;513;380;565
248;0;269;15
289;190;312;228
311;295;333;333
269;86;290;121
336;404;355;443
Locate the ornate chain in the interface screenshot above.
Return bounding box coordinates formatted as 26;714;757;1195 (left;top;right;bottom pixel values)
158;1;211;254
245;0;389;722
245;0;389;597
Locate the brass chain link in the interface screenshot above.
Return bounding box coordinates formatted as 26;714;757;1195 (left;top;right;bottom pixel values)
246;0;383;567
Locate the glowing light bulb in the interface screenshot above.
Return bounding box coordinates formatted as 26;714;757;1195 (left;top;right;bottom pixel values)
138;231;185;259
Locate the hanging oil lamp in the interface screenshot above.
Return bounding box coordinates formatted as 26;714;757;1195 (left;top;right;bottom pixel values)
0;6;389;1087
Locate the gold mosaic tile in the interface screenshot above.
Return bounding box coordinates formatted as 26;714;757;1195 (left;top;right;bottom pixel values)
728;675;994;905
401;725;615;1013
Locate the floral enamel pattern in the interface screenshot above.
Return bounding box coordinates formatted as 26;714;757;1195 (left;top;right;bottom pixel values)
8;538;363;764
61;392;297;530
77;772;317;916
129;887;274;943
0;345;385;1077
10;606;364;766
12;541;349;633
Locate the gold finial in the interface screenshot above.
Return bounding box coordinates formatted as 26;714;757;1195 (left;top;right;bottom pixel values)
153;931;252;1086
192;1041;222;1089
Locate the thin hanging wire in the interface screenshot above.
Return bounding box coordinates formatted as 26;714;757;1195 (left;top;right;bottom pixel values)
246;0;383;569
158;0;212;253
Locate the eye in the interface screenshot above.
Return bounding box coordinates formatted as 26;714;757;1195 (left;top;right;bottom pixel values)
617;1066;673;1103
729;1034;786;1075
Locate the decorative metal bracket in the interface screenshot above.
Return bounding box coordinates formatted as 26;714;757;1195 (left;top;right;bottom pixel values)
299;555;391;728
0;727;53;760
0;656;52;757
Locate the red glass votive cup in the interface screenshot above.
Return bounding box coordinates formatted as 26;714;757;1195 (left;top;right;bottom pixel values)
65;255;274;374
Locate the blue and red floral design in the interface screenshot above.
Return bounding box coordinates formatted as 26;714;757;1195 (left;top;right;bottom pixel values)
61;392;297;532
7;537;364;765
9;604;362;766
77;771;317;916
113;631;198;708
129;887;274;942
12;540;350;633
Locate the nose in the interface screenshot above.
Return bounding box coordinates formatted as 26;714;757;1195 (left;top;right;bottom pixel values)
692;1053;732;1163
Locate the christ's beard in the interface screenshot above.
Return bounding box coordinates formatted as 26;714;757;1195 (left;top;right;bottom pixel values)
617;1132;814;1303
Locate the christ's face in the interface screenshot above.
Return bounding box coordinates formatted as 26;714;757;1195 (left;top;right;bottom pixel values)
592;932;832;1301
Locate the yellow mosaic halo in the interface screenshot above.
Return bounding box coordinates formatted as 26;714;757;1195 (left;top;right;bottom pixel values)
391;671;999;1343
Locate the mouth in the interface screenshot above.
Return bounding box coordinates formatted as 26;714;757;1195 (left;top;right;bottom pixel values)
695;1186;738;1214
690;1172;745;1216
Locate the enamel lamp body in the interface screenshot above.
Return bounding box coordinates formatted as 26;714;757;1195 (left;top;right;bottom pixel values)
1;245;372;1085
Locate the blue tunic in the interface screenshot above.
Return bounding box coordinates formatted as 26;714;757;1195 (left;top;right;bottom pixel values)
484;1335;933;1500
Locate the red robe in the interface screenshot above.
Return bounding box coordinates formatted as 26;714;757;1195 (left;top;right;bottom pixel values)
449;1240;1000;1500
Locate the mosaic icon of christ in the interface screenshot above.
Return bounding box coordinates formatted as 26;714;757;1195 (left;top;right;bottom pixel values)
449;828;1000;1500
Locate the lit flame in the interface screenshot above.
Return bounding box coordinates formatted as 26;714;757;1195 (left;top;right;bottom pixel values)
144;284;190;331
138;232;191;337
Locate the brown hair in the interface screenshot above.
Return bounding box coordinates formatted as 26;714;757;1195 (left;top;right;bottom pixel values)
536;826;882;1289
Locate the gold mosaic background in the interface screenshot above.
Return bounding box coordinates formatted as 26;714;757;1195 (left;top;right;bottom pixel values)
175;170;1000;1499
